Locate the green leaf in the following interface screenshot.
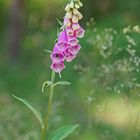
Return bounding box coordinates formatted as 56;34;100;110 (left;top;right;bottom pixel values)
56;18;63;26
53;81;71;87
48;124;79;140
60;26;65;31
54;38;58;44
42;81;53;92
13;95;44;129
44;49;52;54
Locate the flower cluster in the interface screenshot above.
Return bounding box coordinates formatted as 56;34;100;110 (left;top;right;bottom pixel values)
50;0;85;74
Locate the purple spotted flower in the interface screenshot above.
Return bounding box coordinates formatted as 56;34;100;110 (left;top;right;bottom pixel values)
50;0;85;73
50;45;65;63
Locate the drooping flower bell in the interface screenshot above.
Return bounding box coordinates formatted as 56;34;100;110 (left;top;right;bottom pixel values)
68;44;81;55
51;62;65;73
50;45;65;63
56;30;69;52
50;0;85;74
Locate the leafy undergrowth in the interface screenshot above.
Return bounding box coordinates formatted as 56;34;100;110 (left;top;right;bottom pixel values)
0;25;140;140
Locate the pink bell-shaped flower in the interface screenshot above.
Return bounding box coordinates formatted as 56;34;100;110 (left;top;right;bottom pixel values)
67;34;79;46
64;49;76;62
51;62;65;73
50;45;65;63
68;44;81;55
72;23;80;30
66;27;74;36
75;26;85;38
57;29;69;51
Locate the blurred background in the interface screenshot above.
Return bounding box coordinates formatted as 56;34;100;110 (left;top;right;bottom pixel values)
0;0;140;139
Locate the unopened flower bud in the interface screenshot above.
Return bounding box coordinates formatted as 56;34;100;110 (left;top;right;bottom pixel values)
73;8;79;15
75;4;80;9
72;15;78;23
78;1;83;7
65;4;70;11
65;11;72;19
70;1;74;8
77;12;83;20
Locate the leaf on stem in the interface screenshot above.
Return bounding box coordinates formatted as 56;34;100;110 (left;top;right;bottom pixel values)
53;81;71;87
54;38;58;44
44;49;52;54
42;81;53;92
56;18;63;26
48;124;79;140
13;95;44;130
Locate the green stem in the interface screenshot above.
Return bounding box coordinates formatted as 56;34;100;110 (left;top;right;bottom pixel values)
41;71;56;140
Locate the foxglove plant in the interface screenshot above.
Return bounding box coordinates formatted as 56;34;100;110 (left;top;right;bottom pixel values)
13;0;85;140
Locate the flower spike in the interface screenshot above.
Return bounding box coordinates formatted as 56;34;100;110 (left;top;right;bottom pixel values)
50;0;85;73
